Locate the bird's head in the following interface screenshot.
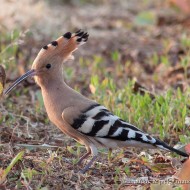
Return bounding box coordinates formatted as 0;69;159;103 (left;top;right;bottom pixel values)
5;30;89;95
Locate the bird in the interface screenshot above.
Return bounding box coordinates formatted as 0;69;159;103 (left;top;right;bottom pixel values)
4;30;189;174
0;65;6;97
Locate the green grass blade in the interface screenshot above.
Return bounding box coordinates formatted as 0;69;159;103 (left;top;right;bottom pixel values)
4;151;24;175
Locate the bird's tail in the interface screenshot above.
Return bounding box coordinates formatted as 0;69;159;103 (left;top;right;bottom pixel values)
154;138;189;157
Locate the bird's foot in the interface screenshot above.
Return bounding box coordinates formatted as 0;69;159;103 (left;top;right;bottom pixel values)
78;155;98;174
76;151;91;166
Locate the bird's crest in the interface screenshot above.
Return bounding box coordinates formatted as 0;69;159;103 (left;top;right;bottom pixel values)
36;30;89;62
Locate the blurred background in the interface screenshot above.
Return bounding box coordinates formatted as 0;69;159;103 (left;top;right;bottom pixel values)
1;0;190;90
0;0;190;88
1;0;190;189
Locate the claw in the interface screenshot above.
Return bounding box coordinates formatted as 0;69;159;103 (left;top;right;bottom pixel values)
76;151;91;166
79;155;98;174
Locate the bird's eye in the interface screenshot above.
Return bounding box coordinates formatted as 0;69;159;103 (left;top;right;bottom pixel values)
46;64;51;69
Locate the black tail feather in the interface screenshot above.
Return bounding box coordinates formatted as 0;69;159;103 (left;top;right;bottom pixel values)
155;139;189;157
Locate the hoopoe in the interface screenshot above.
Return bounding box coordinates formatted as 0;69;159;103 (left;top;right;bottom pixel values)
0;65;6;97
5;30;189;173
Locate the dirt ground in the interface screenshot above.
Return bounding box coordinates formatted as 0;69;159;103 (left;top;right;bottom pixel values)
1;0;190;189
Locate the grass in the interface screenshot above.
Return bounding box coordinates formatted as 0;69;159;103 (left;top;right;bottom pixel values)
1;7;190;190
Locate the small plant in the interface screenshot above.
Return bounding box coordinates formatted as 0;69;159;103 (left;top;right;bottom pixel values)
0;151;24;185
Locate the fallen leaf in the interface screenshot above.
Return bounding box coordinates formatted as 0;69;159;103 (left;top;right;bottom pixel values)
0;168;6;185
185;144;190;154
133;79;155;99
0;83;3;96
175;157;190;190
0;65;6;97
170;0;190;14
89;84;96;94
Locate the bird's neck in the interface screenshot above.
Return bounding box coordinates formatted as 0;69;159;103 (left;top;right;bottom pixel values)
37;72;73;104
37;72;84;110
37;73;70;125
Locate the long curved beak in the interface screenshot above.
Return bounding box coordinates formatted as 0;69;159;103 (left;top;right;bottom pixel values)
4;69;36;95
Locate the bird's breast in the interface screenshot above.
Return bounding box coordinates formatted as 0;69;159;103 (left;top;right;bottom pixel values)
42;89;64;127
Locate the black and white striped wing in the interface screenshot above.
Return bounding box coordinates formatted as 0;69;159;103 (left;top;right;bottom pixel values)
71;104;157;145
71;104;189;157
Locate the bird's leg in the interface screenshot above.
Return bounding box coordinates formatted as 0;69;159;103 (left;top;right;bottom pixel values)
80;155;98;174
77;151;91;166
